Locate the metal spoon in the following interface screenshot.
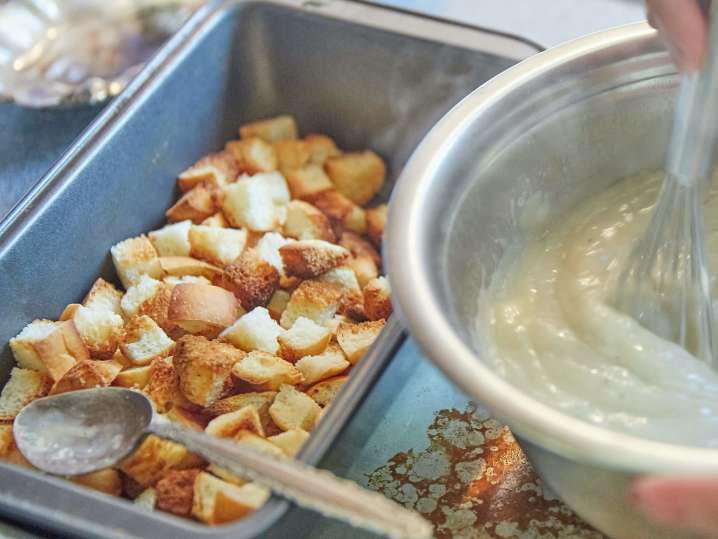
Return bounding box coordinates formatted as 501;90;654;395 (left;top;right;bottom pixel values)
13;388;432;539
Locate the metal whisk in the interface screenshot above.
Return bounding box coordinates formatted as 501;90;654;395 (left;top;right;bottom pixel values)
613;5;718;366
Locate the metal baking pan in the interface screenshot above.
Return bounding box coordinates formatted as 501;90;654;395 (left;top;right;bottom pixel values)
0;1;539;537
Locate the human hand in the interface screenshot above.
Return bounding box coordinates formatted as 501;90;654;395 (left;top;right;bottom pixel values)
646;0;708;71
632;475;718;537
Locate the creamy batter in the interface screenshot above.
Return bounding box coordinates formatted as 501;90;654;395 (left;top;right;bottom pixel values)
478;171;718;447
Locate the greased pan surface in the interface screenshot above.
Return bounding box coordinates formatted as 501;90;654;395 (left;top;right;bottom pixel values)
0;1;537;537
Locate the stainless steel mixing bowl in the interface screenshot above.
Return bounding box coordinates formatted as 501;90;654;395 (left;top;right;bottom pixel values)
387;22;718;539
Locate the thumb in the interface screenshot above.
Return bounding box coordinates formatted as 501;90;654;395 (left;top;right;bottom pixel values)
647;0;708;71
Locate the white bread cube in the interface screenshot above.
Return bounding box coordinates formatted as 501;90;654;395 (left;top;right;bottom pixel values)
71;304;125;359
220;178;280;232
280;240;349;279
120;315;174;366
113;365;152;389
201;212;228;228
71;469;123;497
166;185;216;224
148;220;192;257
159;256;223;280
325;151;386;205
10;319;88;381
111;235;163;289
192;472;269;524
284;165;333;200
277;317;332;363
283;200;335;242
294;344;349;385
0;367;51;421
260;171;291;206
134;488;157;510
346;255;379;289
226;137;278;174
269;384;321;431
121;274;163;319
234;431;285;457
189;225;247;267
256;232;293;277
304;134;340;165
232;351;304;390
177;151;239;192
320;266;361;293
163;275;211;287
83;278;123;317
205;406;265;438
280;281;342;329
274;139;310;172
336;320;385;364
239;115;298;142
168;283;239;338
363;276;392;321
120;434;194;488
308;189;366;235
220;307;283;355
366;204;387;247
220;249;279;311
305;375;348;407
155;468;201;517
267;429;309;458
50;359;122;395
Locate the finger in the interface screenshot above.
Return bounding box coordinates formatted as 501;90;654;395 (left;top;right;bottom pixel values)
631;476;718;536
647;0;708;71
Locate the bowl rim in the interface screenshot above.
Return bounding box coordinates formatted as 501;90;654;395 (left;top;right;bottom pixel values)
387;20;718;473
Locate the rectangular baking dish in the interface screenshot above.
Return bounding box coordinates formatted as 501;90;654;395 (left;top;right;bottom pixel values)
0;1;539;537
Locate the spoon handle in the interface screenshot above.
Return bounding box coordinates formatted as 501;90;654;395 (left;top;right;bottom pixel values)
149;415;432;539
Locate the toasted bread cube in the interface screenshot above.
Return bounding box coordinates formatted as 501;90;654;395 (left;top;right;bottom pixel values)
163;275;211;287
226;137;278;174
0;367;51;421
159;256;223;280
120;435;193;488
346;255;379;289
121;274;163;318
239;115;298;142
120;315;174;366
155;468;201;517
205;406;264;438
283;200;335;242
267;429;309;458
144;356;190;413
111;348;133;369
269;384;321;431
134;488;157;510
280;240;349;279
336;320;385;364
261;172;291;206
71;305;125;359
234;431;285;457
366;204;387;247
202;212;229;228
320;266;361;293
256;232;293;276
166;406;207;432
220;248;280;311
113;365;152;389
10;320;87;381
71;469;123;497
339;231;381;265
267;290;291;321
284;165;334;200
83;278;123;316
178;151;239;192
308;189;366;235
363;277;392;321
324;314;349;335
148;220;192;257
220;307;284;355
192;472;269;524
280;281;342;329
0;424;32;468
295;344;349;385
206;464;246;486
277;317;332;363
205;391;278;436
274;139;310;173
325;151;385;205
168;283;239;338
50;359;122;395
189;225;247;267
219;178;280;232
174;335;242;407
305;375;348;407
111;235;163;289
304;134;340;165
232;351;304;390
127;279;177;337
166;185;216;224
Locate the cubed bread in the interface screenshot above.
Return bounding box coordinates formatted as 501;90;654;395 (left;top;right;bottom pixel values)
120;315;174;366
113;365;152;389
325;151;385;205
166;406;208;432
10;319;87;381
50;359;122;395
0;424;32;468
121;274;163;319
304;134;340;165
274;139;310;173
284;165;333;200
267;429;309;458
83;278;123;316
336;320;385;364
206;464;246;486
201;212;229;228
148;220;192;257
166;185;216;224
363;276;392;321
365;204;387;247
305;375;348;407
220;249;280;311
339;231;381;266
155;468;201;517
319;266;361;294
280;240;349;279
205;391;278;436
177;151;239;192
239;115;298;142
267;290;291;321
220;307;283;354
174;335;243;406
234;431;285;457
168;283;239;338
111;235;163;289
134;488;158;510
231;351;304;390
111;348;133;369
269;384;321;431
144;356;189;413
71;469;123;496
189;225;247;267
120;434;193;488
159;256;223;280
219;178;280;232
163;275;211;287
283;200;335;242
256;232;293;277
205;406;264;438
294;344;349;385
192;472;269;524
308;189;366;235
71;305;125;359
277;317;332;363
279;281;342;329
0;367;51;420
225;137;278;174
